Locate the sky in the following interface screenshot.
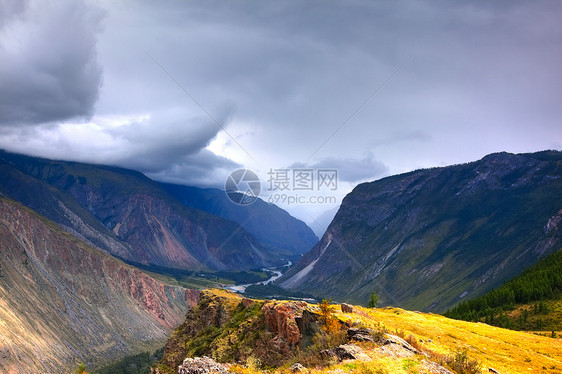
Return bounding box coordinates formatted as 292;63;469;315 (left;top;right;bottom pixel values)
1;0;561;226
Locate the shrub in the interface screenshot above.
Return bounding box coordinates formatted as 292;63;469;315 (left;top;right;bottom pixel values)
318;299;341;336
444;348;482;374
75;363;87;374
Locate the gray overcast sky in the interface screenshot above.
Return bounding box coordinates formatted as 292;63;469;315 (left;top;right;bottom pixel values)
1;0;561;222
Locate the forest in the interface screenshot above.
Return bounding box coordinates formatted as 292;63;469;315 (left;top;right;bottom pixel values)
445;248;562;330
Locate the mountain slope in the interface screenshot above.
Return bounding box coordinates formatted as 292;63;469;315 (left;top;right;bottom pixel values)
160;183;318;258
0;151;281;271
445;247;562;331
280;151;562;312
0;198;194;373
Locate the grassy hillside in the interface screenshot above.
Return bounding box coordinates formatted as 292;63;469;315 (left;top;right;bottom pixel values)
445;248;562;332
156;289;562;374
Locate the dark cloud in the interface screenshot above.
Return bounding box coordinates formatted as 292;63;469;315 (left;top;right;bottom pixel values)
0;0;561;220
145;149;241;188
0;0;104;126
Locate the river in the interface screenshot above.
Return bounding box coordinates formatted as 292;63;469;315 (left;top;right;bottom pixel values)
225;261;292;293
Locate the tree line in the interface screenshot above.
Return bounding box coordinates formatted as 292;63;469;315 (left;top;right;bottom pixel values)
444;248;562;329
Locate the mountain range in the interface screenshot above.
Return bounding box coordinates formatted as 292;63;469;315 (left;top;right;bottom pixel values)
3;149;562;372
0;150;317;371
0;151;316;272
280;151;562;312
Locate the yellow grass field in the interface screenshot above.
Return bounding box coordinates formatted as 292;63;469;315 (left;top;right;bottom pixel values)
335;304;562;374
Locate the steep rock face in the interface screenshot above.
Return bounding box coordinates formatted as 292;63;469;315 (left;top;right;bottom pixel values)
0;198;190;373
158;290;320;372
161;183;318;258
281;151;562;312
0;151;280;270
262;300;308;347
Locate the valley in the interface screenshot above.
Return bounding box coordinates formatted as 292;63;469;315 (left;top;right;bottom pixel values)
1;150;562;373
2;1;561;372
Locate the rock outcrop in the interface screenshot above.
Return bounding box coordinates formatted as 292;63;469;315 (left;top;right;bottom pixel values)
262;300;308;347
321;344;370;361
157;289;562;374
347;328;377;343
178;356;230;374
382;334;421;354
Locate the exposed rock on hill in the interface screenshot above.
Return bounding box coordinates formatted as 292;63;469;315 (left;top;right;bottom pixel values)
281;151;562;312
177;356;230;374
0;198;190;373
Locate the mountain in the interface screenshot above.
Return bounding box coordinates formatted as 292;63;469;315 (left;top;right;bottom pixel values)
309;206;339;238
0;151;285;271
160;183;318;258
154;289;562;374
280;151;562;312
445;247;562;331
0;197;195;373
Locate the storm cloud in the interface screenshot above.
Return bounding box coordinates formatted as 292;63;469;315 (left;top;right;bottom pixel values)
0;0;104;126
1;0;561;219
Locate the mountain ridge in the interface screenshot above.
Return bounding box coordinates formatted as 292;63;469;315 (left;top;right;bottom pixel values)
0;150;313;272
280;150;562;312
160;183;318;259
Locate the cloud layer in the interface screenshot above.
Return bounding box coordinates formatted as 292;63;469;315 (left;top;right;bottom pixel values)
0;0;104;126
1;0;561;218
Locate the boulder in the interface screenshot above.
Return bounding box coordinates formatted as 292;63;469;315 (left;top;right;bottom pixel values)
383;334;420;354
289;363;307;373
347;328;376;343
341;303;354;313
177;356;229;374
323;344;370;362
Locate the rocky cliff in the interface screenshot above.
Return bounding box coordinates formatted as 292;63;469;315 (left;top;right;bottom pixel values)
0;151;283;271
280;151;562;312
0;198;191;373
